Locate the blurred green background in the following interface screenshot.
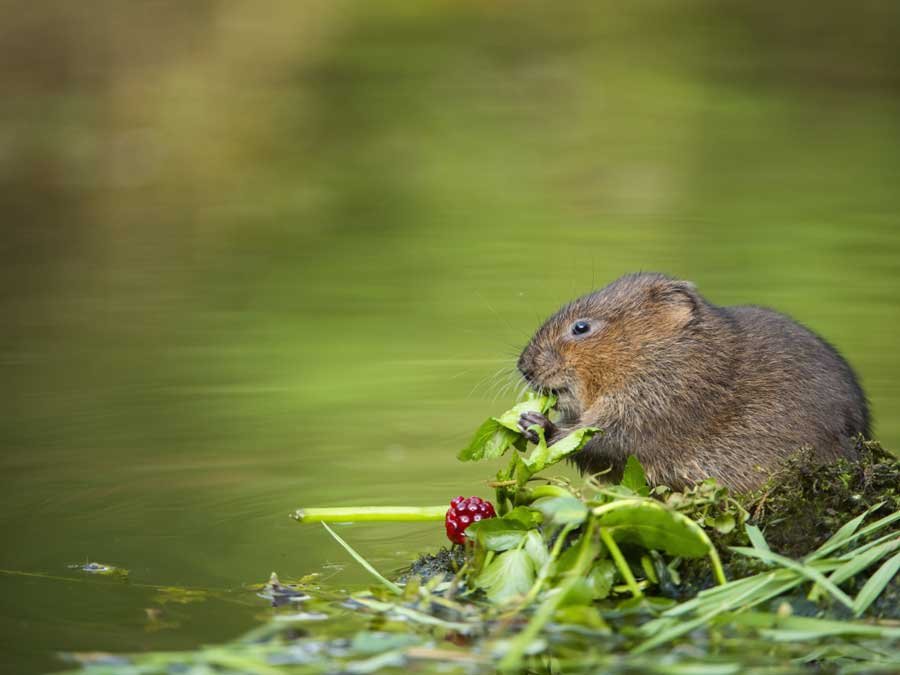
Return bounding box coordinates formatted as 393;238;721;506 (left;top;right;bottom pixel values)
2;1;899;672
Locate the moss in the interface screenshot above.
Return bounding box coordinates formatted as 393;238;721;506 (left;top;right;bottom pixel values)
397;546;465;584
744;440;899;558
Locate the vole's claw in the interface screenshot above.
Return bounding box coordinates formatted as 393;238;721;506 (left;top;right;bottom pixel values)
518;411;555;444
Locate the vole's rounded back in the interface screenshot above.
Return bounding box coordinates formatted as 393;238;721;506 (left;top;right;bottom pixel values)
517;272;870;491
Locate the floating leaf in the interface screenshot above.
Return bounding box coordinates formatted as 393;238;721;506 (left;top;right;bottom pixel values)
620;455;650;496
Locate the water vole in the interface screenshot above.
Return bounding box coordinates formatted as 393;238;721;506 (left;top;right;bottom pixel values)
516;273;870;492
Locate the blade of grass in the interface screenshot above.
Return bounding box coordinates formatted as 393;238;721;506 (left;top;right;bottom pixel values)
853;549;900;617
841;530;900;559
350;595;475;632
812;508;900;560
634;575;772;653
730;546;854;610
723;611;900;640
321;523;401;595
828;537;900;587
806;503;881;561
745;524;770;553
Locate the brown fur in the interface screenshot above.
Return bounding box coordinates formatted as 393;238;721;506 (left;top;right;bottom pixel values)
517;273;870;492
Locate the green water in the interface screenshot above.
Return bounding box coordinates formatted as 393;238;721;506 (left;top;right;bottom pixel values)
2;2;900;672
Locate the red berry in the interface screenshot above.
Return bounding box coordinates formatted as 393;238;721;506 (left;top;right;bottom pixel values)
445;496;496;545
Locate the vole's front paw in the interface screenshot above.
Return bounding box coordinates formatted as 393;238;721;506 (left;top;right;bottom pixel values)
518;411;556;444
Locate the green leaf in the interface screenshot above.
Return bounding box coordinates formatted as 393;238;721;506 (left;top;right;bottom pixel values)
457;417;518;462
533;495;588;527
475;549;535;605
853;549;900;617
524;529;550;569
592;499;713;558
458;393;555;462
492;394;555;431
503;506;544;528
714;513;736;534
620;455;650;496
552;604;610;632
464;518;530;551
521;427;600;473
585;559;618;600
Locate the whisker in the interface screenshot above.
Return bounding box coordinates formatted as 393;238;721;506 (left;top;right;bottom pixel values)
470;364;511;399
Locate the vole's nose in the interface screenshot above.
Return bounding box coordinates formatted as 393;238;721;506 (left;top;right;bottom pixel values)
517;353;533;381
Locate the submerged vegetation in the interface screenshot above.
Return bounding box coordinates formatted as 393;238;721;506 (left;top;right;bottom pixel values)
66;396;899;674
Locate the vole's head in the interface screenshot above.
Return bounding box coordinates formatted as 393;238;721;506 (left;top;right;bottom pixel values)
517;273;703;420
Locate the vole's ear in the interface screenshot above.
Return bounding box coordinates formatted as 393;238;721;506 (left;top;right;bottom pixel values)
652;279;699;326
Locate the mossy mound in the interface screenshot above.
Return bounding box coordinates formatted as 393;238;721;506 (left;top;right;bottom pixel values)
746;440;899;558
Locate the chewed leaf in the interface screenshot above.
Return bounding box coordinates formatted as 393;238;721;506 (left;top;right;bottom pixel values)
475;549;535;605
522;427;600;473
620;455;650;496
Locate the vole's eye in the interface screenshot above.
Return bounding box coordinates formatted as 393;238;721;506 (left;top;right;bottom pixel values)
571;320;591;336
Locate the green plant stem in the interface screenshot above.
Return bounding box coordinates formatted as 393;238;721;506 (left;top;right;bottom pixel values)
320;523;401;594
708;545;727;586
292;506;447;523
599;527;643;599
